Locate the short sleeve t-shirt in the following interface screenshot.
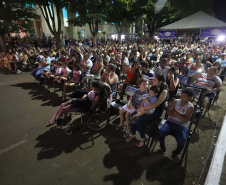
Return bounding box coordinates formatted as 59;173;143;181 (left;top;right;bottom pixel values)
131;89;148;106
142;71;155;84
215;58;226;69
55;67;62;75
80;59;93;73
195;73;222;89
71;70;81;83
143;95;157;107
61;67;71;76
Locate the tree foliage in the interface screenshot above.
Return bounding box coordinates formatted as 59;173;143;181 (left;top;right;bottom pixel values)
0;0;39;51
28;0;69;46
68;0;107;43
171;0;214;18
0;0;38;35
106;0;137;43
132;0;214;40
132;0;177;40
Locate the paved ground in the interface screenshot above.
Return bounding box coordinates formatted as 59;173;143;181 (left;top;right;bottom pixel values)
0;67;226;185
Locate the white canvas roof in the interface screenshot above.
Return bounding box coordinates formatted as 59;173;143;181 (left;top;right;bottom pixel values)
158;11;226;30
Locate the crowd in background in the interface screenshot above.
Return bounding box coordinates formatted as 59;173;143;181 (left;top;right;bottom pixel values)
1;35;225;152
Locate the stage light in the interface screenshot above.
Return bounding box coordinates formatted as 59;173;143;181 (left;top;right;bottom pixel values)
217;35;225;42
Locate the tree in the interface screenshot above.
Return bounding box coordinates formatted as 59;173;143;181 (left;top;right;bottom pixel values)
137;0;214;40
171;0;213;18
102;31;106;41
106;0;137;43
0;1;38;51
29;0;69;47
133;0;177;40
77;31;81;40
68;0;107;46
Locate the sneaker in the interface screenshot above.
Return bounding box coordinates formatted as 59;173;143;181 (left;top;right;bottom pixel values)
16;70;21;74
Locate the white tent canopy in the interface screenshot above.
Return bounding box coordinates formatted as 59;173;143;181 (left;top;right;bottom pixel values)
158;11;226;30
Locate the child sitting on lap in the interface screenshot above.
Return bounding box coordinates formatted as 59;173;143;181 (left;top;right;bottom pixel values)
130;85;159;120
117;78;148;137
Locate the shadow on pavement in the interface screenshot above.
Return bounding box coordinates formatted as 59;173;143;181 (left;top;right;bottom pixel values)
35;124;101;160
198;116;217;131
145;155;186;185
0;67;17;75
11;82;62;107
100;124;186;185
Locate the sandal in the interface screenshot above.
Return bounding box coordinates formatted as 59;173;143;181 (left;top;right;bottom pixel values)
123;132;130;138
136;139;146;148
45;120;55;127
126;135;136;142
116;125;124;130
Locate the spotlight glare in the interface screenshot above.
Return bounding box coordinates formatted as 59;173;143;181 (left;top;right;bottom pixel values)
217;35;225;42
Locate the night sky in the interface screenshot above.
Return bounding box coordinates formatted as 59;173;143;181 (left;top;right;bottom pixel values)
213;0;226;22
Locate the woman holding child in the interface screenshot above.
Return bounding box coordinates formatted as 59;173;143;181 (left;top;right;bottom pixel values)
126;74;168;147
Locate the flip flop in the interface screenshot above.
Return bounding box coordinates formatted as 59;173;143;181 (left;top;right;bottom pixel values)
136;139;146;148
116;125;124;130
123;132;130;138
126;136;136;142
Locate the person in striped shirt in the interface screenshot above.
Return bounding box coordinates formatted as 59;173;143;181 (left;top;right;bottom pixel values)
191;66;222;107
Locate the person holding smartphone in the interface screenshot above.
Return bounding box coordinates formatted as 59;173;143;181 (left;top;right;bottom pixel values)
166;67;179;102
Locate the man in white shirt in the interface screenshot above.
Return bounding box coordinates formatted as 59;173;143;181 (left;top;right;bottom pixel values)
103;51;110;67
121;51;129;66
215;53;226;69
80;53;93;78
155;58;170;77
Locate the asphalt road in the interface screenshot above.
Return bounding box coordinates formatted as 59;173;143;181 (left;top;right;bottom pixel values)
0;67;226;185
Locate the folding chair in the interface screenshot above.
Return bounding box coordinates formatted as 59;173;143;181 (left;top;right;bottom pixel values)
180;104;203;164
147;86;205;165
110;84;138;114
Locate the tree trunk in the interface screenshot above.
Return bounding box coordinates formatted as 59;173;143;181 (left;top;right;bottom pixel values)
141;19;144;39
55;34;61;47
147;19;157;41
116;25;123;44
88;20;98;46
93;35;97;46
0;35;6;52
118;32;122;44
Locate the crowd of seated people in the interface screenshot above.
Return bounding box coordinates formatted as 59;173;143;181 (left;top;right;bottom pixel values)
1;35;226;156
